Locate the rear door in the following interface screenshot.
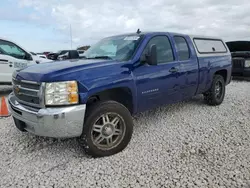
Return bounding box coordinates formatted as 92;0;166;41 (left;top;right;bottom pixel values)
134;34;181;112
0;39;30;83
172;35;199;99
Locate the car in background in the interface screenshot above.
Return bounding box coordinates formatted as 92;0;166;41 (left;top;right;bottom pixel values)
36;53;47;59
57;50;80;60
0;38;51;83
226;41;250;80
43;52;51;57
47;50;70;60
48;50;81;61
77;50;85;57
47;52;58;60
30;52;48;59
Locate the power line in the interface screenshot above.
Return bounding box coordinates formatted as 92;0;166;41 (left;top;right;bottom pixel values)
70;24;72;49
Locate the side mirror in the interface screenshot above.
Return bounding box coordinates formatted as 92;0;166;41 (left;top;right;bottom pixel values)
146;44;157;65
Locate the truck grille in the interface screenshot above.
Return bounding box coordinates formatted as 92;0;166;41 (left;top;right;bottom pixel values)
12;78;42;108
232;58;245;68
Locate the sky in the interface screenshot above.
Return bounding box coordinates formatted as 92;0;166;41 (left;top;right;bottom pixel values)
1;0;250;52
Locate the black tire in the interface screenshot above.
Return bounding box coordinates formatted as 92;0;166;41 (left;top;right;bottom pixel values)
79;100;133;157
204;75;226;106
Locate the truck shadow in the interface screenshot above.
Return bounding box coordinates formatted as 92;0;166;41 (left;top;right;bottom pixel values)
15;133;88;158
133;95;205;121
232;77;250;82
130;95;208;140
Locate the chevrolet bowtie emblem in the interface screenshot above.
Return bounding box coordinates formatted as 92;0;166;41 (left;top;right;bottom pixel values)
14;85;20;94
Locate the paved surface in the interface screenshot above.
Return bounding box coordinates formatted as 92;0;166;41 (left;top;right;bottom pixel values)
0;81;250;188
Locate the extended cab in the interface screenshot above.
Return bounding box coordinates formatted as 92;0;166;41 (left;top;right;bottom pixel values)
8;32;232;157
0;38;51;84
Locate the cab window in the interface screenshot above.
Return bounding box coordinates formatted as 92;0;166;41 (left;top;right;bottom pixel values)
174;36;190;60
142;36;174;64
0;40;27;60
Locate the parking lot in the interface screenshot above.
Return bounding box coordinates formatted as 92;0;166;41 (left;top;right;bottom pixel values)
0;81;249;187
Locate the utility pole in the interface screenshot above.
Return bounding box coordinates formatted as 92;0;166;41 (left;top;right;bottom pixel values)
70;24;72;49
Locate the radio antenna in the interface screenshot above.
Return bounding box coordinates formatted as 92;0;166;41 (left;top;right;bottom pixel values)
136;28;141;34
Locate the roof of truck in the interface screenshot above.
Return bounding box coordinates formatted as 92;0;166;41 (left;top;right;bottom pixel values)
107;31;223;40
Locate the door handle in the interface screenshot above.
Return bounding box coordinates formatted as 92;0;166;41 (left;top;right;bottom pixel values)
169;67;178;73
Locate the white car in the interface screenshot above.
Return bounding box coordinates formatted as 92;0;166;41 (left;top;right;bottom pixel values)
38;54;47;59
0;38;52;83
77;50;85;57
35;53;48;59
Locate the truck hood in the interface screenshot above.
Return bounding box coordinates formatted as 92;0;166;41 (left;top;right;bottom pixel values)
226;41;250;52
15;59;120;82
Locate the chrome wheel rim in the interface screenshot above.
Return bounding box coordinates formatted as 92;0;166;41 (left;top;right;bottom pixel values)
215;81;223;99
91;113;126;150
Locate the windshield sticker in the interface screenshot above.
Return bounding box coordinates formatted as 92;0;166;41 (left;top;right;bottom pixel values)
124;36;140;41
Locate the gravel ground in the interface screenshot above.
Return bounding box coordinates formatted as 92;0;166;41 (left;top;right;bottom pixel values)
0;81;250;188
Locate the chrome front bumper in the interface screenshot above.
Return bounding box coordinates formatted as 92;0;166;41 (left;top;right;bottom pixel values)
8;93;86;138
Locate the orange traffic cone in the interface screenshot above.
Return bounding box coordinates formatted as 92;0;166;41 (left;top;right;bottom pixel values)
0;96;10;117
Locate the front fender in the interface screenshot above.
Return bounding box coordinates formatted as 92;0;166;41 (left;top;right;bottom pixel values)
77;63;138;113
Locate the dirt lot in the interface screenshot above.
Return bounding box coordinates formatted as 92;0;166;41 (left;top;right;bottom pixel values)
0;81;250;188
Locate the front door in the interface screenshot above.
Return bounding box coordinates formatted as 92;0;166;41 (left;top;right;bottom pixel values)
0;39;29;83
133;35;181;112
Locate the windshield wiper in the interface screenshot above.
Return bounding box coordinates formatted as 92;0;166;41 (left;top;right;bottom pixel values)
86;56;113;60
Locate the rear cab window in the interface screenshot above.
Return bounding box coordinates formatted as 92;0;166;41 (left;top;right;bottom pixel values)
193;38;227;54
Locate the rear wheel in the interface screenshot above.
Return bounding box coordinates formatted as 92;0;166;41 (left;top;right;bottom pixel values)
79;101;133;157
204;75;225;105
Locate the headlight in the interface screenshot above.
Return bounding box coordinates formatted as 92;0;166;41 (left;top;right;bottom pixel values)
245;60;250;67
45;81;79;105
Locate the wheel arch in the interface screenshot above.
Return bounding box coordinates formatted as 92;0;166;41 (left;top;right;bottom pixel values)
85;86;135;114
214;69;227;83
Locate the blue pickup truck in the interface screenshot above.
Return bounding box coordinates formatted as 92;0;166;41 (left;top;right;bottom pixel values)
9;31;232;157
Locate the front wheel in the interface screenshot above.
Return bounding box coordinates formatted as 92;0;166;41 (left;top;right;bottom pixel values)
204;75;226;105
79;101;133;157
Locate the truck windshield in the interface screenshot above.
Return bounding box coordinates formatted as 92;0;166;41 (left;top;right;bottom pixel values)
84;35;143;61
